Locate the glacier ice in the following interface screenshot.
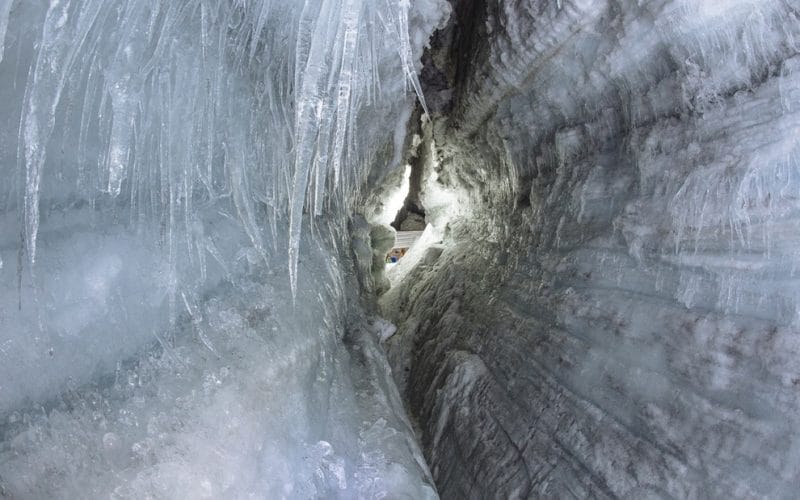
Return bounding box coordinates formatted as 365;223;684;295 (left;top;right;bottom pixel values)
373;0;800;498
7;0;441;297
5;0;800;497
0;0;450;497
0;0;11;64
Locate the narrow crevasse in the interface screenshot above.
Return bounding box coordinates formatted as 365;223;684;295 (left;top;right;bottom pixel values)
375;0;800;498
3;0;800;498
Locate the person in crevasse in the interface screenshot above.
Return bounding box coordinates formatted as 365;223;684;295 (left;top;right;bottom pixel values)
386;247;406;263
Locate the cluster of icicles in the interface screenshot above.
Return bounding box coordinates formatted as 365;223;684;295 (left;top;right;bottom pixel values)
5;0;427;298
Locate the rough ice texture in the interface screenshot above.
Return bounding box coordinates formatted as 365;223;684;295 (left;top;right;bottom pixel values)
0;217;437;498
0;0;450;497
382;0;800;498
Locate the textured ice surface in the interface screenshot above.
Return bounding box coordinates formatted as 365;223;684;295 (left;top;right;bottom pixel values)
0;210;168;413
6;0;800;496
0;0;11;64
0;0;449;497
380;0;800;498
0;0;448;292
0;221;436;498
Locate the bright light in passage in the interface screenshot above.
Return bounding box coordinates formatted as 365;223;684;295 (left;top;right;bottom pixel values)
422;169;465;228
376;165;412;225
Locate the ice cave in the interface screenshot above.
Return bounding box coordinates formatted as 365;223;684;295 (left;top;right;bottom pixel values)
1;0;799;498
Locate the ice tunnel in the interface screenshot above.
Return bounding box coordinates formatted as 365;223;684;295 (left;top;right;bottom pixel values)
1;0;800;498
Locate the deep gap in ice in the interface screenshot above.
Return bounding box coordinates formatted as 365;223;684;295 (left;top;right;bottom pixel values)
3;0;800;498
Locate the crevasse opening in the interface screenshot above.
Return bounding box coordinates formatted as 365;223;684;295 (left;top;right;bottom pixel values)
375;0;800;498
4;0;800;498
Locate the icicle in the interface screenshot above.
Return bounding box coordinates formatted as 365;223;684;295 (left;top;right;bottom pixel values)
0;0;13;64
22;0;106;263
106;83;136;196
23;0;76;265
392;0;430;117
331;0;363;189
288;0;338;299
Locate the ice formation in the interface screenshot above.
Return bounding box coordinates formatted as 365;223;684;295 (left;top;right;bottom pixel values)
3;0;800;497
0;0;448;497
376;0;800;497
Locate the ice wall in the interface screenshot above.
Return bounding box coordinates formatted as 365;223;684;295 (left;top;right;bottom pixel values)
0;0;449;497
1;0;444;289
380;0;800;497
